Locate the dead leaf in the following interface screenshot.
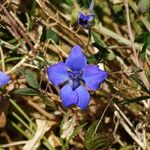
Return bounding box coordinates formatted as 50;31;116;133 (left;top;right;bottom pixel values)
23;119;54;150
0;98;9;128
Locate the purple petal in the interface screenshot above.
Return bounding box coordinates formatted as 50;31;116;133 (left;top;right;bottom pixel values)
85;14;95;28
75;85;90;110
0;71;10;87
78;16;86;26
60;84;79;108
66;45;87;71
82;65;108;90
78;12;88;27
78;12;86;20
78;12;94;28
89;0;95;12
47;62;69;86
86;14;94;21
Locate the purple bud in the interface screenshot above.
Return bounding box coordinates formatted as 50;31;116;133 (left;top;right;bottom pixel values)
78;12;95;29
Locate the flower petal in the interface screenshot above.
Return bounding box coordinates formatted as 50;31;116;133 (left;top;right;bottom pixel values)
0;71;10;87
89;0;94;12
78;12;86;26
60;84;79;108
78;12;95;28
82;65;108;90
84;14;95;28
78;12;86;20
66;45;87;71
75;85;90;110
86;14;94;21
47;62;69;86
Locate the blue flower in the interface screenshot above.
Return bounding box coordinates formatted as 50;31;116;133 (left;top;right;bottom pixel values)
47;45;108;110
0;71;10;87
78;12;95;29
78;0;95;29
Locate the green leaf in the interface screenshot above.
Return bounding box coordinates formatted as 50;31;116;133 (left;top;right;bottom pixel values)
119;145;134;150
80;0;90;9
140;43;147;61
135;32;150;61
60;113;86;150
86;134;108;150
88;43;109;64
91;31;106;47
85;121;112;150
63;123;87;150
107;50;116;61
18;69;39;89
41;96;56;110
129;0;138;15
42;29;59;43
66;123;87;144
63;123;87;149
25;70;39;89
88;55;97;64
30;0;37;16
14;88;39;96
65;0;73;5
135;32;150;44
130;73;150;94
85;120;99;140
112;4;126;24
0;147;5;150
130;73;143;86
137;0;150;13
120;96;150;105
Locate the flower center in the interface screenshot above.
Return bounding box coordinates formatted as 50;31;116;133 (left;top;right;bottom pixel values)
68;71;82;80
79;17;88;26
68;70;84;90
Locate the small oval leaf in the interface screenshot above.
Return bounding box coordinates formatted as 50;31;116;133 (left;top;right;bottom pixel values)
14;88;39;96
18;69;39;89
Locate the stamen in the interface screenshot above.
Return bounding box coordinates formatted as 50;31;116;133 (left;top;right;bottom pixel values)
68;71;83;90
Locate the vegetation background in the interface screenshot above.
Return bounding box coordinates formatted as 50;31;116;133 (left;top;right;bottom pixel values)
0;0;150;149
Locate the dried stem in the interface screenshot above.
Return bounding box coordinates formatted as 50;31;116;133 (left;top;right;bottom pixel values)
124;0;149;90
0;5;37;54
125;0;139;66
0;45;5;71
0;141;27;148
25;99;55;120
92;96;114;137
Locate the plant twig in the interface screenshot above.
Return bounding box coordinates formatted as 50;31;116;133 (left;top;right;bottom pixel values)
0;141;27;148
114;110;146;149
92;25;141;50
125;0;149;90
0;45;5;71
6;55;29;74
92;96;114;137
0;5;37;54
125;0;139;66
25;99;55;120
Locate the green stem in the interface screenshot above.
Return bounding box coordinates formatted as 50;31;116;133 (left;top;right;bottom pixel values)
12;112;33;132
9;99;35;128
92;25;141;50
11;121;30;139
